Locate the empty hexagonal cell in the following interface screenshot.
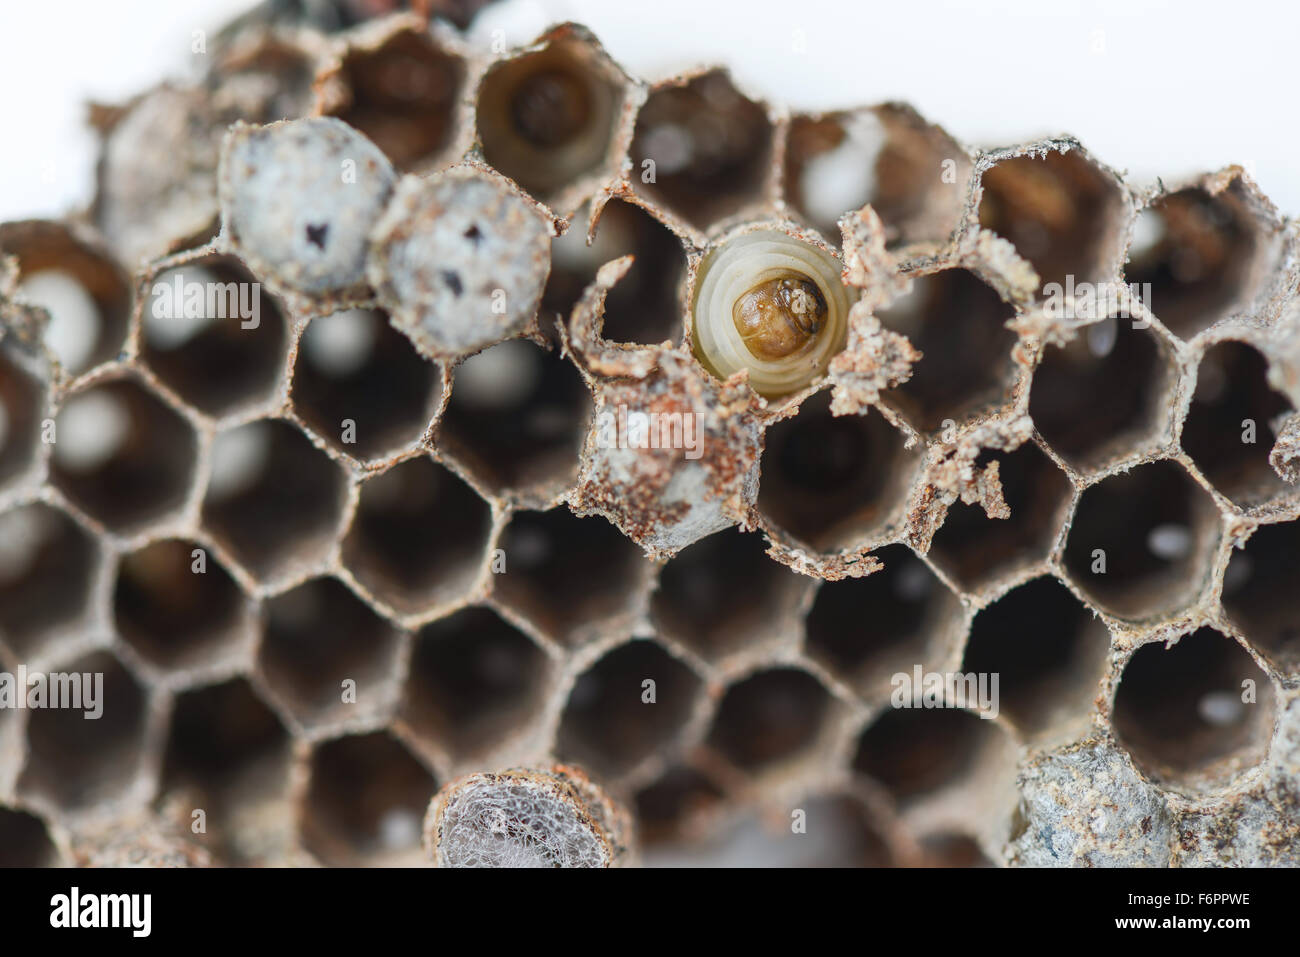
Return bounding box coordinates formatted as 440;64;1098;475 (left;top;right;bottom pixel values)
160;677;292;826
1063;460;1218;621
141;257;288;417
402;606;550;760
853;706;1003;802
494;508;646;643
202;419;347;581
876;268;1018;431
557;639;702;778
293;309;441;461
0;350;45;490
929;443;1072;590
210;29;317;123
651;527;806;661
50;378;196;532
978;147;1124;292
341;456;490;614
1114;628;1274;790
0;503;98;656
476;27;624;201
0;221;131;375
1182;342;1291;505
963;577;1109;738
1125;183;1266;339
758;392;919;550
1222;521;1300;671
631;71;771;231
437;338;591;496
707;668;834;772
301;731;436;866
542;199;684;345
259;577;404;729
19;651;148;812
321;26;464;170
645;793;891;867
805;544;957;693
0;807;59;866
114;538;249;671
784;105;968;248
1029;315;1174;471
634;765;724;844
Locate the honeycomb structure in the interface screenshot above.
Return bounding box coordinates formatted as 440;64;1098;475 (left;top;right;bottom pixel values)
1;3;1298;868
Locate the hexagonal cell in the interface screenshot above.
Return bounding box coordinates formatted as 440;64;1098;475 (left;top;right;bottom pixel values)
437;338;591;496
476;27;625;201
1114;628;1274;791
402;606;550;761
1182;342;1291;506
805;544;957;694
977;147;1125;292
758;392;919;550
0;221;131;374
259;577;404;729
875;268;1018;431
321;26;464;171
929;443;1073;590
209;28;317;123
542;199;685;345
644;793;891;867
0;807;60;866
50;378;196;532
631;70;772;232
113;538;249;672
341;456;490;614
1222;520;1300;672
202;419;348;581
1029;315;1174;472
1125;182;1267;339
301;731;436;866
141;257;288;417
707;668;833;772
1063;460;1218;621
19;651;148;812
784;105;969;248
160;677;292;827
493;508;647;644
0;350;45;490
963;577;1109;738
651;527;806;661
292;309;441;461
91;85;223;266
0;503;98;656
557;639;702;778
634;765;724;844
853;706;1002;802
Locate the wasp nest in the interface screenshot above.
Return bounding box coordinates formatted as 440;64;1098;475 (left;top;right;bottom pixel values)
0;2;1298;869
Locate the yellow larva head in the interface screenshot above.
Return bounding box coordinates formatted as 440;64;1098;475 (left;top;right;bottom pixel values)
692;229;851;397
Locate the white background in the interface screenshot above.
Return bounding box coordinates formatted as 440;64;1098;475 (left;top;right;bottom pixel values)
0;0;1296;221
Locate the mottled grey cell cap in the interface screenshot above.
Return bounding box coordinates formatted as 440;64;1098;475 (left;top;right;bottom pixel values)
368;165;554;359
219;116;397;298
